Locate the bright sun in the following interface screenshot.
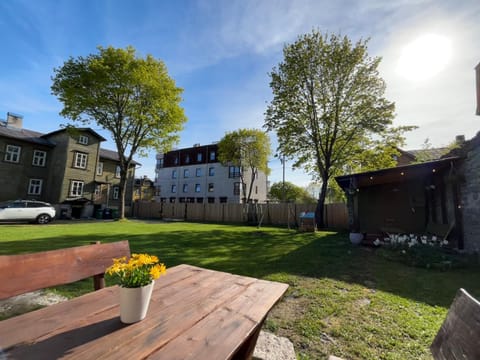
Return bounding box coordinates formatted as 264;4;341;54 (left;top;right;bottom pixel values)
396;33;452;81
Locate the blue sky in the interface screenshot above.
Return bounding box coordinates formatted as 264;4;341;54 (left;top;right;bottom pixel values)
1;0;479;187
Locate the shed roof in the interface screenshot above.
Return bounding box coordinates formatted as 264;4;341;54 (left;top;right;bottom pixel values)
335;156;461;190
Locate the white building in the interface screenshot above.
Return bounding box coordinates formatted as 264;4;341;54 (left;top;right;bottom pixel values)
154;143;269;203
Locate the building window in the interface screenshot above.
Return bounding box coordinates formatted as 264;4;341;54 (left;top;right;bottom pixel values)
96;162;104;176
234;182;242;196
173;157;179;165
196;197;203;203
70;181;84;197
78;135;89;145
115;165;121;178
4;145;21;163
169;197;176;203
172;170;177;179
208;197;215;203
197;153;203;162
196;168;202;177
171;185;177;193
183;184;188;193
208;183;214;192
157;157;164;168
229;166;241;178
32;150;47;167
74;152;88;169
112;186;119;199
219;197;227;203
184;169;189;178
28;179;43;195
195;184;201;193
209;167;215;176
185;154;190;164
94;184;101;197
209;151;216;161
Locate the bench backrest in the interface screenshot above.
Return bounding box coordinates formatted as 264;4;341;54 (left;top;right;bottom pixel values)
430;288;480;360
0;240;130;300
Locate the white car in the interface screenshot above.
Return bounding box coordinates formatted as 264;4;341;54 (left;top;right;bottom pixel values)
0;200;56;224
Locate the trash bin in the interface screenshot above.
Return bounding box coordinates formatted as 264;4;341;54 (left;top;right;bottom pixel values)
112;208;119;219
299;212;316;232
95;209;103;220
103;208;113;219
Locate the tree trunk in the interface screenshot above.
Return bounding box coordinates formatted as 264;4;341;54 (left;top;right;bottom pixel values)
119;173;127;220
315;178;328;228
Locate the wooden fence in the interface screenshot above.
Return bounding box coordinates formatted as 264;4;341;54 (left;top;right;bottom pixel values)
132;201;348;229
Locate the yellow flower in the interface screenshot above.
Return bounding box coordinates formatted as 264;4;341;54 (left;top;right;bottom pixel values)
149;263;166;279
107;253;166;287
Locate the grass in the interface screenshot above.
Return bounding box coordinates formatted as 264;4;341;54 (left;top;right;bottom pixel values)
1;220;479;359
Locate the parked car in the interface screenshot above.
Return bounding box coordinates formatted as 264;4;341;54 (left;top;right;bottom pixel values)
0;200;56;224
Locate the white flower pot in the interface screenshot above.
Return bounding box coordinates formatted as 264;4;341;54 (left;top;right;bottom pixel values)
349;232;364;245
120;281;154;324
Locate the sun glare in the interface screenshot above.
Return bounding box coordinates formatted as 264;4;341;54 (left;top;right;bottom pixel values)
396;33;452;81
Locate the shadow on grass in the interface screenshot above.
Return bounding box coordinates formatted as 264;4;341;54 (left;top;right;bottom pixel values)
1;222;478;308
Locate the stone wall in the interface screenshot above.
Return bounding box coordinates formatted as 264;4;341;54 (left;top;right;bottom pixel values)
459;133;480;253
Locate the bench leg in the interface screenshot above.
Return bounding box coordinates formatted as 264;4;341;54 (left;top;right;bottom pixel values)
231;322;263;360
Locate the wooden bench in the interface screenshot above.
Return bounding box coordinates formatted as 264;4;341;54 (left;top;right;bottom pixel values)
430;288;480;359
0;240;130;300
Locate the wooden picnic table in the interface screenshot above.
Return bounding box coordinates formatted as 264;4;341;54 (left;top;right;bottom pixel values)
0;264;288;360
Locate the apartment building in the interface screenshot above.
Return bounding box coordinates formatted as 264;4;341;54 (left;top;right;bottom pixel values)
0;113;137;218
155;143;269;204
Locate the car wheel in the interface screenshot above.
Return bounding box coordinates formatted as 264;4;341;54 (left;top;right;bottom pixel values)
36;214;51;224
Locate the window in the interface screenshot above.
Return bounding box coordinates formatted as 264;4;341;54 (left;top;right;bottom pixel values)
172;170;177;179
185;154;190;164
4;145;21;163
234;182;241;196
169;197;176;203
209;151;216;161
70;181;84;196
28;179;43;195
183;184;188;193
209;167;215;176
219;197;227;203
196;168;202;177
173;157;179;165
115;165;121;178
196;197;203;203
208;197;215;203
229;166;241;178
112;186;119;200
171;185;177;193
78;135;89;145
208;183;214;192
197;153;203;162
157;158;164;168
184;169;189;178
96;162;104;176
94;184;101;197
195;184;201;193
74;152;88;169
32;150;46;167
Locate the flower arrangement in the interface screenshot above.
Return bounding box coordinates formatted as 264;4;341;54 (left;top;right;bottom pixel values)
107;253;166;288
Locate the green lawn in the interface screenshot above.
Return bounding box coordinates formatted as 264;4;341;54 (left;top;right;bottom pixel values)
1;220;479;359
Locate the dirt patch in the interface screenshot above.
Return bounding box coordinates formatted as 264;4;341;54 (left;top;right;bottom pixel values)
0;291;68;319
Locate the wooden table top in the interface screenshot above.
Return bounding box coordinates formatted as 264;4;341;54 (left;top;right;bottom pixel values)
0;264;288;360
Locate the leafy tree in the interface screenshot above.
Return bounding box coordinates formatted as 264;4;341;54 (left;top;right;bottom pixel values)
265;31;414;227
51;46;186;218
217;129;271;203
269;181;316;203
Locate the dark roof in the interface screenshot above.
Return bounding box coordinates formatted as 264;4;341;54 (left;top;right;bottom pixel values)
442;131;480;158
100;148;140;166
42;127;106;141
407;147;449;161
335;157;461;190
0;125;56;147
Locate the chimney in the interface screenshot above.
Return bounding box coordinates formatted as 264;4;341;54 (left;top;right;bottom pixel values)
6;112;23;129
456;135;465;145
476;62;480;115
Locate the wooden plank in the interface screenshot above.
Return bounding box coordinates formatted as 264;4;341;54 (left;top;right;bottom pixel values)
0;240;130;299
430;288;480;360
0;264;196;348
149;278;288;360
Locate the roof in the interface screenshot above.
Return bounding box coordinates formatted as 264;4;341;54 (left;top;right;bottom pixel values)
335;156;461;190
0;125;56;147
407;147;449;161
42;127;106;141
100;148;140;166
